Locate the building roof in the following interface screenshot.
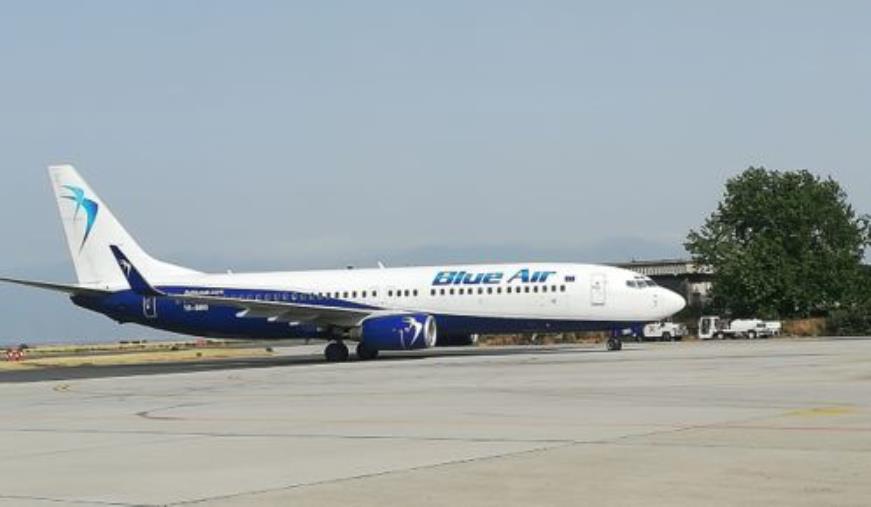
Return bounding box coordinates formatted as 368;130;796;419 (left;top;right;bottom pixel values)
611;259;713;277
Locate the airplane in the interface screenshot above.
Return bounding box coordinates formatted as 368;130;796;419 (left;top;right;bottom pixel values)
0;165;686;361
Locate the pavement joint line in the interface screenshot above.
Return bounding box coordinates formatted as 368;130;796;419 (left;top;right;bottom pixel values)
167;441;576;506
0;434;210;461
0;494;143;507
0;427;579;445
576;411;799;448
575;439;871;454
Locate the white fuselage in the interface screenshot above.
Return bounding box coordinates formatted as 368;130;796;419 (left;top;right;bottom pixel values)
155;262;685;325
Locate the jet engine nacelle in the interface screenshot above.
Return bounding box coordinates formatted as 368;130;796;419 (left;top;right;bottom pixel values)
361;314;437;351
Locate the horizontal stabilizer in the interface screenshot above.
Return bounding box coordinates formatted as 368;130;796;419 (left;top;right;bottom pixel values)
0;277;110;296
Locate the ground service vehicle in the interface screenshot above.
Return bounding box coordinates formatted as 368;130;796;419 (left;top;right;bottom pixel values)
640;321;687;341
698;316;773;340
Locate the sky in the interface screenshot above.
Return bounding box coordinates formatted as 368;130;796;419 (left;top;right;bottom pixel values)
1;1;870;343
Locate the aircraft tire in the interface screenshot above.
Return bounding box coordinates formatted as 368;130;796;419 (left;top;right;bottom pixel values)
356;342;379;361
325;341;349;362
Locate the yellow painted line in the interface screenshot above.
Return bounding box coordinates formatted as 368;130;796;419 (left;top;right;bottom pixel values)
785;406;856;418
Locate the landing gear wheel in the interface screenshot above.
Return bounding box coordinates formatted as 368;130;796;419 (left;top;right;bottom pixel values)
324;341;350;362
606;337;623;351
356;342;379;361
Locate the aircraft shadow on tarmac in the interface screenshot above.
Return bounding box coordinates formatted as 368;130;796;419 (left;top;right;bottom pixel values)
0;344;602;384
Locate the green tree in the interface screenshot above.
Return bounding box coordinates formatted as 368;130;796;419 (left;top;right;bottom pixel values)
686;167;870;318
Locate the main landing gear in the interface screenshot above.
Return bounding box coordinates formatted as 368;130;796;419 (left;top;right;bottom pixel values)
606;336;623;351
324;341;350;362
356;342;379;361
323;341;380;362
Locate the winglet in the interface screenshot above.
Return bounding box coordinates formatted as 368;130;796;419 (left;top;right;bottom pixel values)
109;245;164;297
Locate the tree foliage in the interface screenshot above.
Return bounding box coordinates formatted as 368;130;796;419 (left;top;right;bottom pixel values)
686;167;870;318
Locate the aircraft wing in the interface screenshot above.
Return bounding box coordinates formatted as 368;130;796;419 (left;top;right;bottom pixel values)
109;245;380;328
165;292;377;327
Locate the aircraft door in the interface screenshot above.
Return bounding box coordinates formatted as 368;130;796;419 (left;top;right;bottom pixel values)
591;274;607;306
143;297;158;319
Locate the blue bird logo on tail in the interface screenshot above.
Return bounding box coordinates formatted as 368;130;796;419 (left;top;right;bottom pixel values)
62;185;99;249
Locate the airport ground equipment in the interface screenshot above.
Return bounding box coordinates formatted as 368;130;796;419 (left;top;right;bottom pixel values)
698;316;774;340
640;321;687;341
763;321;783;336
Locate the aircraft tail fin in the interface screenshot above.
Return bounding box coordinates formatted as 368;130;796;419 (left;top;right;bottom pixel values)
48;164;198;288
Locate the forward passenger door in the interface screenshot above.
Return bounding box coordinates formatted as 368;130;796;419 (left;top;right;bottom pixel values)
590;274;607;306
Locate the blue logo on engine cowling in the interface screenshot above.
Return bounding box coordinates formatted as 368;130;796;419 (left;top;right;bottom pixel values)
432;269;556;286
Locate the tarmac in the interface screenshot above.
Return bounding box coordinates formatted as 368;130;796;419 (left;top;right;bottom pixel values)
1;338;870;506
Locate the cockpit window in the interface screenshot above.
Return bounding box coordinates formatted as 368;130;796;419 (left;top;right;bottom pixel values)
627;276;657;288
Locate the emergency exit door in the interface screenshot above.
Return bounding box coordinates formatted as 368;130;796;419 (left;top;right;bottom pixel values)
591;274;607;306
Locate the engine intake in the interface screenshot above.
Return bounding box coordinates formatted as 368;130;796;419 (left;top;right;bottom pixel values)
361;314;437;351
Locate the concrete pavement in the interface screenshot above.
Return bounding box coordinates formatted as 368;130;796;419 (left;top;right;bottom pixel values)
0;338;869;506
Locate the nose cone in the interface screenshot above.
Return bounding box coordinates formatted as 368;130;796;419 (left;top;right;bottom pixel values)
660;288;686;317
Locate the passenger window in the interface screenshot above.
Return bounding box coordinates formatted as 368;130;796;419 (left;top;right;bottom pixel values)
487;287;493;294
404;290;410;297
450;288;455;295
388;290;393;297
343;292;349;298
542;286;548;293
459;288;465;295
506;287;512;294
352;291;357;298
373;291;378;298
440;288;445;296
525;286;530;293
413;289;418;297
533;286;539;293
430;289;435;296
